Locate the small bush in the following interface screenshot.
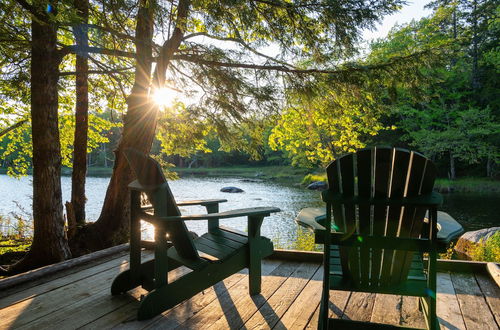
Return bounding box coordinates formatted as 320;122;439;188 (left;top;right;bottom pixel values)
301;173;327;185
470;232;500;262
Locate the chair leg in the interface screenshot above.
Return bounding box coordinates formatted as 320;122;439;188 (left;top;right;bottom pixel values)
248;256;262;295
248;215;265;295
318;289;329;330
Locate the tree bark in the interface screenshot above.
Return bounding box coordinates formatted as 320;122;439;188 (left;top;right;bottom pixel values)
69;0;156;254
4;8;72;274
449;151;456;180
71;0;90;228
69;0;191;255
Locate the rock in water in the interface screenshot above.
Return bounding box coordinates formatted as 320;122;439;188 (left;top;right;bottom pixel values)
454;227;500;260
220;186;244;193
306;181;328;190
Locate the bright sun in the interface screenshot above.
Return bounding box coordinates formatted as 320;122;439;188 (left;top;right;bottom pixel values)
153;87;178;107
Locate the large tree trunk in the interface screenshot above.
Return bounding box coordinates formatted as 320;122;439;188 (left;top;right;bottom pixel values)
70;0;90;230
69;0;191;255
69;0;156;254
4;11;71;274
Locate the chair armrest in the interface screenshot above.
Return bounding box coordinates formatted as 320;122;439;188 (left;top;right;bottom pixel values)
321;190;443;206
176;199;227;207
142;206;280;223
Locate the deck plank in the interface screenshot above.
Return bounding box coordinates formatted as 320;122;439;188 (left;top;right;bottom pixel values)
0;251;136;309
0;251;130;301
145;260;287;329
371;294;401;326
342;292;377;322
275;266;323;329
475;273;500;328
240;262;320;329
400;296;426;329
451;272;497;330
0;261;139;329
24;266;191;330
2;254;500;330
176;261;303;329
437;272;466;330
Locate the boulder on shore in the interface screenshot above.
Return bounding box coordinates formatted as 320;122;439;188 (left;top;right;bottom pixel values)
454;227;500;260
306;181;328;190
220;186;244;193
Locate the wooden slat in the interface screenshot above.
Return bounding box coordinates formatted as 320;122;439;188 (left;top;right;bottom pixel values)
20;266;191;330
340;154;360;284
475;273;500;327
371;147;392;285
381;149;410;284
342;292;377;322
400;296;426;328
0;252;153;329
237;262;320;329
149;261;300;329
202;232;244;250
451;272;497;329
209;227;248;245
81;266;258;329
370;294;401;326
276;266;324;329
436;272;466;330
394;152;427;283
357;148;372;286
0;250;132;309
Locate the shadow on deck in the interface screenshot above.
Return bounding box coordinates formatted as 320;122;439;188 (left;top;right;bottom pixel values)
0;249;499;329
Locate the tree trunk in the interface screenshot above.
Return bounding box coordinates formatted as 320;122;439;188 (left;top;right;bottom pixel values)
69;0;156;255
4;11;71;274
69;0;191;255
449;151;456;180
70;0;90;228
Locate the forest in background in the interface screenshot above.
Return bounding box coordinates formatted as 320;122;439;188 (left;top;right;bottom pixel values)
1;0;498;180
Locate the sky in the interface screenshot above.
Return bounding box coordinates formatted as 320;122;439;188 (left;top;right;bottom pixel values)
362;0;433;41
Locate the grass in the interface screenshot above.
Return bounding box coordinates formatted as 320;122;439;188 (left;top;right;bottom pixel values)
434;177;500;193
174;165;309;183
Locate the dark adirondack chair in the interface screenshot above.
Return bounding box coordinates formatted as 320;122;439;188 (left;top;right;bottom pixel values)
316;147;442;330
111;148;280;320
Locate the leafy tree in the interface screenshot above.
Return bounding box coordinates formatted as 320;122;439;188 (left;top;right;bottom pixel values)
367;0;500;178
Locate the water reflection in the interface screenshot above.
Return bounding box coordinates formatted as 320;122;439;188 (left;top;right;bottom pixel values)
1;175;498;246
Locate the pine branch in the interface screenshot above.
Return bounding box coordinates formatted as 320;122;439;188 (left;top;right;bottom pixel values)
0;119;28;138
182;32;296;68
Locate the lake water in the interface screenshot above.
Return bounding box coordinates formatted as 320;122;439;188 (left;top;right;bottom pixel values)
1;174;499;246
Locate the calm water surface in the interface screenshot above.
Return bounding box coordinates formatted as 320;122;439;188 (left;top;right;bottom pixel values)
0;174;498;245
0;174;322;246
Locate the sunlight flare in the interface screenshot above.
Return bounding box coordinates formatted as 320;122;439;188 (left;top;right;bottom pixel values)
152;87;178;108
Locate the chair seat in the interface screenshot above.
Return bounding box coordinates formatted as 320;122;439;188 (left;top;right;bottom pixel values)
167;227;273;268
329;245;428;296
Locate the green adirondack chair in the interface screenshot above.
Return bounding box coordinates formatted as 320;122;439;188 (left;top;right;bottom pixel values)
316;147;442;330
111;148;280;320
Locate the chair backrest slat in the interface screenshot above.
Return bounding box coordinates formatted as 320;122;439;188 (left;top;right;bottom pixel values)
371;147;392;285
356;148;373;285
379;149;411;284
338;154;359;283
326;147;436;288
392;152;427;283
124;148;199;260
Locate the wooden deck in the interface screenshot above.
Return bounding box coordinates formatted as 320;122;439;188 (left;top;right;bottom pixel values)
1;250;499;329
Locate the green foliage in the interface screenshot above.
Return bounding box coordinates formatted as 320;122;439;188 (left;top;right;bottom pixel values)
470;232;500;262
272;227;322;252
301;173;327;186
269;82;387;167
